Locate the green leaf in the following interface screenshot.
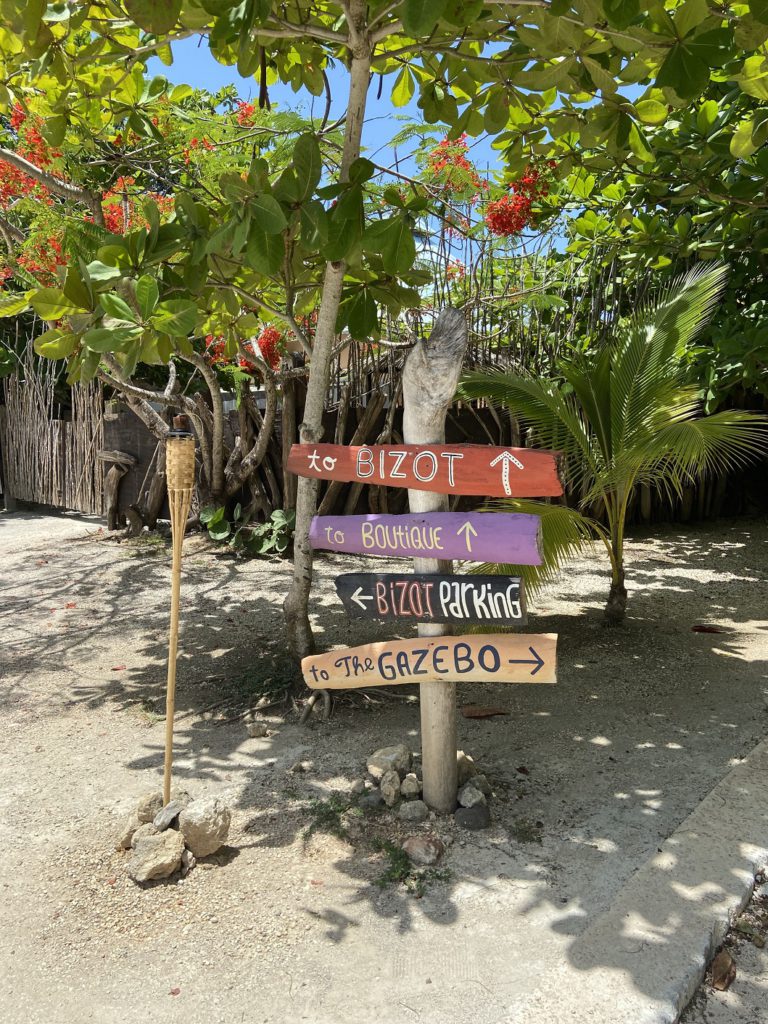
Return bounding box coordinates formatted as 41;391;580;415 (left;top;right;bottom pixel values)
82;326;140;353
343;287;378;340
124;0;181;34
362;216;416;275
401;0;448;36
250;194;288;235
136;276;159;320
33;328;78;359
730;113;768;159
392;66;415;108
30;288;88;320
99;293;137;323
656;43;709;98
200;505;225;526
696;99;719;134
245;224;285;276
0;291;30;317
751;0;768;23
738;55;768;101
292;134;322;203
634;99;668;126
151;300;198;337
603;0;639;29
85;261;122;283
300;200;329;248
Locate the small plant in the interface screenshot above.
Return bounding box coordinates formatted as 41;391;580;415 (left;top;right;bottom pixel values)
200;504;295;557
303;793;351;841
373;839;452;896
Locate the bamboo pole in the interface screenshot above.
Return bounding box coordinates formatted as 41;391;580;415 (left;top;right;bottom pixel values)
162;420;196;805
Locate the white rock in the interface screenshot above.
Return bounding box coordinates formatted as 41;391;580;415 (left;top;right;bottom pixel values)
456;751;477;787
402;835;444;865
118;811;141;850
136;791;163;824
367;744;411;780
247;722;268;738
350;779;366;796
181;848;196;877
127;829;185;883
400;773;422;799
458;782;486;809
380;769;401;807
398;800;429;823
130;822;159;848
473;773;492;797
178;797;231;857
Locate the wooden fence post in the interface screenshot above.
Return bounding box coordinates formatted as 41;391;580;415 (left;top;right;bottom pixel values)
402;308;468;813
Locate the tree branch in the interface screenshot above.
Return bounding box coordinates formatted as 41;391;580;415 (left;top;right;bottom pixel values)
0;148;104;226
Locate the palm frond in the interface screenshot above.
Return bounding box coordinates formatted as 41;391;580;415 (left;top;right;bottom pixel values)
458;369;601;490
469;499;605;597
610;264;728;454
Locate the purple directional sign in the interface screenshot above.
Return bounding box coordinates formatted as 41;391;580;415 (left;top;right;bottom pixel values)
309;512;542;564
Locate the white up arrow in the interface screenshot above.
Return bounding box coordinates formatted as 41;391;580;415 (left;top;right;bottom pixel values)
489;450;525;496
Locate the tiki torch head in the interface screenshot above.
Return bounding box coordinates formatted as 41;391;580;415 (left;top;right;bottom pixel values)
166;416;195;495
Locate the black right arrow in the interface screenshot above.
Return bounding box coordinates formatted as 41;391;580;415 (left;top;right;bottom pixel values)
508;647;545;676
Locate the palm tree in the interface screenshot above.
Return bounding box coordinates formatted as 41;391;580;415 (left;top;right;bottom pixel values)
459;265;768;624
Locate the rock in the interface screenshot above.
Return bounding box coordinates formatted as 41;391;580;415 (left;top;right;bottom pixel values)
380;769;401;808
350;779;366;796
473;774;492;797
127;829;185;882
181;848;196;877
398;800;429;823
359;790;384;810
130;822;159;848
458;783;486;809
367;744;411;780
402;835;445;866
178;797;231;857
289;761;307;773
455;804;491;831
136;791;163;824
118;810;141;850
153;800;184;832
400;773;422;799
170;788;193;809
247;721;268;738
456;751;477;787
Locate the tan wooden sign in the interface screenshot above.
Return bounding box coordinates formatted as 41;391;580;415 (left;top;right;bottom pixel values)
302;633;557;689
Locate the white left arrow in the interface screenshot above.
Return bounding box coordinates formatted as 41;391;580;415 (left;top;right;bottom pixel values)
489;450;525;496
351;587;374;610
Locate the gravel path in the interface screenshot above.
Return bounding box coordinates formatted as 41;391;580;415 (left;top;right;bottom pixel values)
1;510;766;1023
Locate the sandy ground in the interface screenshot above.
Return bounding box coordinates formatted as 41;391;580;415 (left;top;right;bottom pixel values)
0;509;766;1023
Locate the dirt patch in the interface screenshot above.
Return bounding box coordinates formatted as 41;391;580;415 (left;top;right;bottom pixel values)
0;515;766;1023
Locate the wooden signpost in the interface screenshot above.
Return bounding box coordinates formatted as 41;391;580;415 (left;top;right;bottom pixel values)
309;511;542;564
335;573;526;625
302;634;556;689
288;442;563;498
294;308;560;814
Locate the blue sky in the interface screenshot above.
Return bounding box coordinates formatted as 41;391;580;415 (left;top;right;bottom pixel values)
149;37;503;179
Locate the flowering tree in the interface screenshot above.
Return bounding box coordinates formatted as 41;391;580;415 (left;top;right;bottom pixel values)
1;1;765;659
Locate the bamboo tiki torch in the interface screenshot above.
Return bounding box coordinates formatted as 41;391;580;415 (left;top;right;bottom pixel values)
162;415;196;805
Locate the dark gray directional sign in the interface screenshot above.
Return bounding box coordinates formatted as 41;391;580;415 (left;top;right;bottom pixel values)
335;573;526;626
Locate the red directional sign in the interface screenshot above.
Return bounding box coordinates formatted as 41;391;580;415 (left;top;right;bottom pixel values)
288;443;562;498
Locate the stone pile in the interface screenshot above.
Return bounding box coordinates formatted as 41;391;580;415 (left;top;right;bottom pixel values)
357;744;494;830
118;789;232;884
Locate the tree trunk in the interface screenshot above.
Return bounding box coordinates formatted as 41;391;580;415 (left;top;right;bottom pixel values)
402;308;468;813
284;15;371;660
603;564;627;626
